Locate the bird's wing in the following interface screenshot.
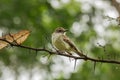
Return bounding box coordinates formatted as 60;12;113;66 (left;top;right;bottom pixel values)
63;35;85;57
62;35;78;51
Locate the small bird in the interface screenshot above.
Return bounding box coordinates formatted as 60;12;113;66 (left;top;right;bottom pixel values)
52;27;85;57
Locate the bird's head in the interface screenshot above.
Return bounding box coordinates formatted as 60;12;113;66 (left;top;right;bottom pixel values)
54;27;68;35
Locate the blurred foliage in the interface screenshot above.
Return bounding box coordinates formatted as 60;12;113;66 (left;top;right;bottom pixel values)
0;0;120;80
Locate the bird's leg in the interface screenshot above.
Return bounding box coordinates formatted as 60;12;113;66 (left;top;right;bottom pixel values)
56;50;65;54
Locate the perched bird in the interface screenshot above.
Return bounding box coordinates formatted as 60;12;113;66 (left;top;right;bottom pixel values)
52;27;85;57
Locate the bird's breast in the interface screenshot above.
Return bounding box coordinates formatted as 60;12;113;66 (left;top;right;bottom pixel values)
52;34;70;51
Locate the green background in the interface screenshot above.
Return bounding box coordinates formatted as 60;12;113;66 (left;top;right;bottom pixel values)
0;0;120;80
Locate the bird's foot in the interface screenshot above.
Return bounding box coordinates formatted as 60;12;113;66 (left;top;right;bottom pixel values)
56;50;65;54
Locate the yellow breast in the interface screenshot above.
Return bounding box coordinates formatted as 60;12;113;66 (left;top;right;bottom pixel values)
52;33;70;51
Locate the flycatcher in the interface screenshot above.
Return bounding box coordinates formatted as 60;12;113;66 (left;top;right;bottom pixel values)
52;27;85;57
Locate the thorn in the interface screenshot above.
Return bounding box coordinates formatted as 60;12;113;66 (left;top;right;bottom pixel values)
35;50;38;56
93;61;96;73
69;57;71;62
47;54;52;61
74;59;77;70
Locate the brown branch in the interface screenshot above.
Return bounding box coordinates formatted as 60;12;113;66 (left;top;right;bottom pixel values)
1;39;120;64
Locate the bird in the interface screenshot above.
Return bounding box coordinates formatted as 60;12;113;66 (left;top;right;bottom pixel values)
51;27;85;57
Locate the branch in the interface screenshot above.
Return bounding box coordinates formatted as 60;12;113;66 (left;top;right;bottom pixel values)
1;39;120;65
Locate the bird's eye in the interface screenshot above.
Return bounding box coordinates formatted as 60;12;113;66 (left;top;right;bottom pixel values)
58;30;62;32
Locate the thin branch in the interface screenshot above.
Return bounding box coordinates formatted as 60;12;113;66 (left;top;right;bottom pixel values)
0;39;120;64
